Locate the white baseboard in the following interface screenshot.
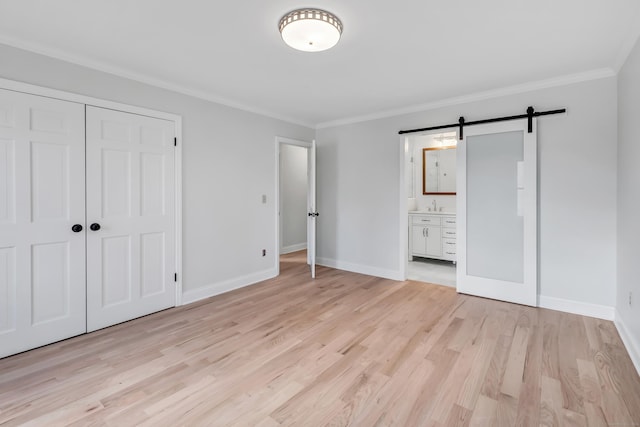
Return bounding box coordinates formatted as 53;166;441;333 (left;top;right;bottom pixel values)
182;267;278;305
280;243;307;255
316;257;403;281
538;295;614;320
614;310;640;376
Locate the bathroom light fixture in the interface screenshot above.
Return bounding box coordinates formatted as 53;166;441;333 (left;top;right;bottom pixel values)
278;8;343;52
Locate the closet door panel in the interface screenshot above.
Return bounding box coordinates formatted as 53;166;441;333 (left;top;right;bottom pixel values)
102;149;132;218
0;88;86;359
31;241;70;325
86;107;175;332
30;141;70;222
0;247;16;334
101;235;132;307
0;138;15;223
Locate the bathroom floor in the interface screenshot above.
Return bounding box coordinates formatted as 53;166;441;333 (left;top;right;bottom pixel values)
407;257;456;287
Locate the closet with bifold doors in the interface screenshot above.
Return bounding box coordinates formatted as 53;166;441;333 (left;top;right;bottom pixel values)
0;86;179;359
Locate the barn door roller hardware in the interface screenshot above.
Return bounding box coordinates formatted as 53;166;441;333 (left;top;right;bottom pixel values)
398;106;566;139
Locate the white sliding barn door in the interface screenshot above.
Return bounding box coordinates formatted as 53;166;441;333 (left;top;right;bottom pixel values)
86;106;176;332
457;120;537;306
0;89;86;358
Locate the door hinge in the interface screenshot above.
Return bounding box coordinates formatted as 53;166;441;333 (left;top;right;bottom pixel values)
174;137;177;146
174;273;177;282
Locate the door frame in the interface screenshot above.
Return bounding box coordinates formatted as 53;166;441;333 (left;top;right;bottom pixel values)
398;130;459;282
0;77;184;305
274;136;313;276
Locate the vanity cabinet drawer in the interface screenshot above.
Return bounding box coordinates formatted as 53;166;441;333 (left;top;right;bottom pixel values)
442;217;457;227
443;238;457;260
411;216;441;226
442;228;457;238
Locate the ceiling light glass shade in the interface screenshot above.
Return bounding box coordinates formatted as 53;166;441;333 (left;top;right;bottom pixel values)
279;9;343;52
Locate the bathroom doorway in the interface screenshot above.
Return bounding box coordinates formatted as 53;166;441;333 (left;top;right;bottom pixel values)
276;137;318;278
401;131;458;288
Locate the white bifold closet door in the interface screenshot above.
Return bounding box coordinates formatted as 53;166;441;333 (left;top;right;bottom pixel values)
86;106;176;332
0;91;177;358
0;89;86;359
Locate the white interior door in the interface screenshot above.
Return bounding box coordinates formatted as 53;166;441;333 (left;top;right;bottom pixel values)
457;120;537;306
86;106;176;332
308;140;317;278
0;88;86;358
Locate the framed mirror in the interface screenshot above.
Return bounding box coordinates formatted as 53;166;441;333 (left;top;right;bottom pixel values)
423;146;456;195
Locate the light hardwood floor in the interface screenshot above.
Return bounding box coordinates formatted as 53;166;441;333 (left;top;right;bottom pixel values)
1;251;639;426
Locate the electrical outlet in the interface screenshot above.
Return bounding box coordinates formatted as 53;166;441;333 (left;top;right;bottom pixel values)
262;249;266;257
629;291;633;307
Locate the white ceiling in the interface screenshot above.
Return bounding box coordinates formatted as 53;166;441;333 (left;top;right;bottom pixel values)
0;0;639;127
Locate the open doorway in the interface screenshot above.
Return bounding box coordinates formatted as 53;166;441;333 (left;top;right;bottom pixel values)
279;143;308;255
402;131;458;287
275;137;317;278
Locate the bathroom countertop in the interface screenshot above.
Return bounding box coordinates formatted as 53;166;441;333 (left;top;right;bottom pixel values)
408;210;456;215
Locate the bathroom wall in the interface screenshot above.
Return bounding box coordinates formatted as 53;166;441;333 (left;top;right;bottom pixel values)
616;34;640;371
408;132;457;212
280;144;308;254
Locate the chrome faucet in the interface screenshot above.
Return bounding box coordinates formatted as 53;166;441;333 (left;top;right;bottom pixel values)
432;199;437;212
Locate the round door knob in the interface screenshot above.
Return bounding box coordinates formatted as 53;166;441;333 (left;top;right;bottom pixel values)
90;223;101;231
71;224;83;233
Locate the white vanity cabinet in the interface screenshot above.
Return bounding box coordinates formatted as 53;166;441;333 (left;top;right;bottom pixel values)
410;215;442;257
409;213;456;263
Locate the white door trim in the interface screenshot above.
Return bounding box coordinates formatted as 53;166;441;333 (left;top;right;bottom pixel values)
275;136;313;277
0;77;184;305
0;77;181;122
399;135;409;280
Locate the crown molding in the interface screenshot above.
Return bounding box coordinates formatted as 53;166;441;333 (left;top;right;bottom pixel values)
0;35;620;131
0;36;315;129
315;68;617;129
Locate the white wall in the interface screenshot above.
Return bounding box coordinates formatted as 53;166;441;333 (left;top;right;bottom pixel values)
280;144;308;253
617;36;640;369
316;76;618;310
0;44;314;302
0;43;622;319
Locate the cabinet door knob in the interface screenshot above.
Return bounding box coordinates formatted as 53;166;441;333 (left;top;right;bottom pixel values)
90;223;101;231
71;224;83;233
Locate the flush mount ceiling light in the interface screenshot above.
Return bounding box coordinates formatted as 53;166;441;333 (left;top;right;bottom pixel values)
278;8;343;52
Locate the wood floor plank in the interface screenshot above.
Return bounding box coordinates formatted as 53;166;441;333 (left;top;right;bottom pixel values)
515;310;543;426
558;314;589;415
499;323;530;399
469;394;497;427
0;250;639;426
540;375;564;427
593;350;635;426
542;310;561;380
